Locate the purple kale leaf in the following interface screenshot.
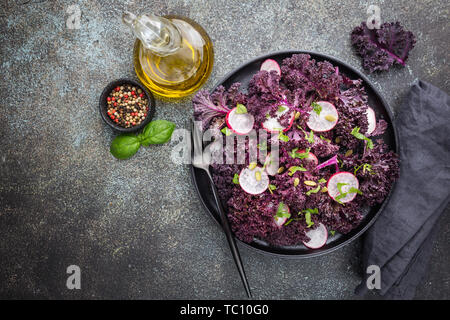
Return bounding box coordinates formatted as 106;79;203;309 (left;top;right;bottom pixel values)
281;54;342;102
333;79;369;149
351;22;416;73
193;83;246;129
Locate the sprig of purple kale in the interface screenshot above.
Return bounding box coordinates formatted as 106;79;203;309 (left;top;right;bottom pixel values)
351;22;416;73
192;83;247;129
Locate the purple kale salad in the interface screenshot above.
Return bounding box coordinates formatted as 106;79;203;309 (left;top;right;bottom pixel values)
193;54;399;248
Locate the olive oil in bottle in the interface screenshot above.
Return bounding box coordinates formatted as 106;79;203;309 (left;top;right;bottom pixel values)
123;12;214;99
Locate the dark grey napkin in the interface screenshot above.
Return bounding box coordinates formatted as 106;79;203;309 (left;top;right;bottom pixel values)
355;80;450;299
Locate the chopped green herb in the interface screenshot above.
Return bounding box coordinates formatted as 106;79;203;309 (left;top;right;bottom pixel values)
232;173;239;184
288;166;307;176
235;103;247;114
330;230;336;236
306;185;321;196
289;147;299;158
335;185;362;204
337;182;348;195
304;212;314;228
277;105;287;113
298;148;311;159
276;202;291;219
301;208;319;215
318;178;327;184
348;187;363;195
257;141;267;150
354;163;374;175
269;184;277;191
335;193;347;202
306;130;315;144
351;127;374;149
278;131;290;142
221;127;232;136
311;102;322;116
319;135;331;143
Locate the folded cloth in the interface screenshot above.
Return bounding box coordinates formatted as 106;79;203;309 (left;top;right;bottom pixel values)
355;80;450;299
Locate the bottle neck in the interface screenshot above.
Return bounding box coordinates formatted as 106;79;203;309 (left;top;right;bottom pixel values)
122;11;182;57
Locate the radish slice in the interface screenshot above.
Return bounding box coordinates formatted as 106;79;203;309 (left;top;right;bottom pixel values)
239;166;269;195
365;107;376;135
262;105;295;133
302;223;328;249
297;149;319;166
307;101;339;132
274;216;287;226
327;171;359;203
260;59;281;75
265;152;280;176
273;203;290;227
226;107;255;135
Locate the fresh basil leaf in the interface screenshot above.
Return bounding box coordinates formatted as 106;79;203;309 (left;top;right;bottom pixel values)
141;120;176;146
110;134;141;159
235;104;247;114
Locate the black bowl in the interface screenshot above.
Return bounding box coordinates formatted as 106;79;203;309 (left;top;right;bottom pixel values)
190;50;399;258
99;78;155;132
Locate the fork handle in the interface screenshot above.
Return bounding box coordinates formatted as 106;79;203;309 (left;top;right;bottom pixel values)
206;171;252;299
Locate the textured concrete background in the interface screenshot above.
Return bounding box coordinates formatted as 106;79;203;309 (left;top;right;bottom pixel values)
0;0;448;299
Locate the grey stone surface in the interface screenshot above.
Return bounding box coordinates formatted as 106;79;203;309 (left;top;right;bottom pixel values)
0;0;448;299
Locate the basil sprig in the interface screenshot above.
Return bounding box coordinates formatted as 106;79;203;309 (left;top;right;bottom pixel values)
110;134;141;160
110;120;175;159
139;120;176;146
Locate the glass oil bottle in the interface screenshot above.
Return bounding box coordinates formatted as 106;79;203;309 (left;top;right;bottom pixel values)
123;12;214;99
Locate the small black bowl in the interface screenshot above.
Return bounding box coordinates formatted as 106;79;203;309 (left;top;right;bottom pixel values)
99;78;155;132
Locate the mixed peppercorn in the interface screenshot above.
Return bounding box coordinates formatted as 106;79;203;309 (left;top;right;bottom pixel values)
106;84;149;128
